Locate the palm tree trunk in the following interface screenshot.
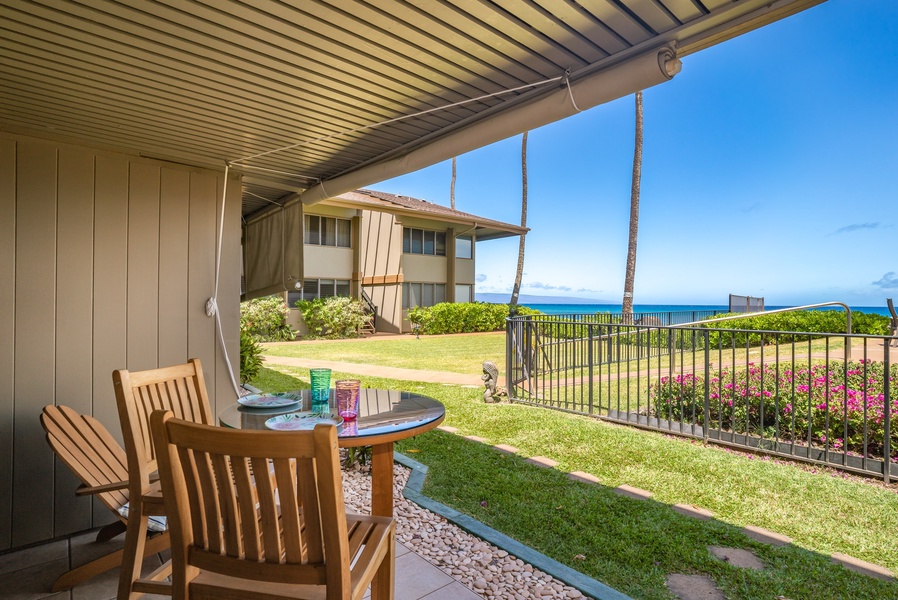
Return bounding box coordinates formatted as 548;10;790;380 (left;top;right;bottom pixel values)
622;91;643;323
510;131;528;307
450;156;457;210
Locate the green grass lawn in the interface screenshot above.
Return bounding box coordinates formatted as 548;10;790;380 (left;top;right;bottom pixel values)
248;339;898;600
261;332;506;374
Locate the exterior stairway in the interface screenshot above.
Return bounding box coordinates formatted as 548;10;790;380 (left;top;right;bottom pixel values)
359;314;376;336
359;290;377;336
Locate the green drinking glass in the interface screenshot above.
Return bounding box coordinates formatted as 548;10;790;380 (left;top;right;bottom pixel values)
309;368;331;415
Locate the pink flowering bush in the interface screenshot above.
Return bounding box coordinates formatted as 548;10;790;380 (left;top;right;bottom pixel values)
650;360;898;459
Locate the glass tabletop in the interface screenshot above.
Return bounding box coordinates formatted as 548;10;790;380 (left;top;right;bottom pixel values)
219;388;445;443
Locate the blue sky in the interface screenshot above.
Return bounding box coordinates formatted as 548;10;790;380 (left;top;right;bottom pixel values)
374;1;897;307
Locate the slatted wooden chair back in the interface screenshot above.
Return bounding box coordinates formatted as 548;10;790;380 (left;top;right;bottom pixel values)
151;412;394;600
41;404;130;517
113;358;213;599
113;358;213;489
39;405;172;592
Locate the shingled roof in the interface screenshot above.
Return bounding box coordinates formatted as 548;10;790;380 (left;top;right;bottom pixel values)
325;189;528;242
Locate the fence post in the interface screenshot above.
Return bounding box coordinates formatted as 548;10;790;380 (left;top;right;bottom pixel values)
588;324;594;415
703;329;711;443
884;336;891;484
506;317;513;401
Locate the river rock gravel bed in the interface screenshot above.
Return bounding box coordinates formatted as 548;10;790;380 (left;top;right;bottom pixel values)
341;463;586;600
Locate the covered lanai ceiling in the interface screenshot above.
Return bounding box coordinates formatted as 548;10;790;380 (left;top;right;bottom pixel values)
0;0;825;220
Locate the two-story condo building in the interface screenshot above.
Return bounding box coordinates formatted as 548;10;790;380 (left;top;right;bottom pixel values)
286;189;527;334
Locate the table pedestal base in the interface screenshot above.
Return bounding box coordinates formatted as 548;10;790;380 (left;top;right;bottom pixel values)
371;441;394;518
370;441;394;600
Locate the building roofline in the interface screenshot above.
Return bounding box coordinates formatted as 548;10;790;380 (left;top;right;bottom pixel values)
321;189;528;240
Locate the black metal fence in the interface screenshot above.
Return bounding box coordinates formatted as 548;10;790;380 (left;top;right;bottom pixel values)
535;309;724;326
506;315;896;482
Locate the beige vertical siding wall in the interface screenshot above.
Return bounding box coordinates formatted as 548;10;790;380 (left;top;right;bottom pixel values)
359;210;402;333
0;133;241;551
304;246;353;278
455;257;476;285
402;255;448;283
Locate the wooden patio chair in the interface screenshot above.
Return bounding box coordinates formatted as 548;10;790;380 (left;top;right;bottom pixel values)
150;411;395;600
39;405;170;592
113;358;214;599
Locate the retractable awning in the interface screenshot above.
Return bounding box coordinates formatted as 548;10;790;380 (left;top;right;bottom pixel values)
0;0;826;218
1;0;825;300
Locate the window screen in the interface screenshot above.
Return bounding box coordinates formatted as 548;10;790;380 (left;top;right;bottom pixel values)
456;235;472;259
321;219;336;246
305;215;320;245
337;219;351;247
305;215;351;247
403;228;448;256
403;282;446;309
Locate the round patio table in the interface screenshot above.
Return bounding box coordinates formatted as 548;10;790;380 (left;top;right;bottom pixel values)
219;388;445;518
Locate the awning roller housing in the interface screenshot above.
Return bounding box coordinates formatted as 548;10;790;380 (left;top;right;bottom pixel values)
300;46;681;206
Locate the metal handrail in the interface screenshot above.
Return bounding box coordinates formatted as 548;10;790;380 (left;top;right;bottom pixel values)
671;301;852;336
360;289;377;330
552;301;852;340
674;302;853;362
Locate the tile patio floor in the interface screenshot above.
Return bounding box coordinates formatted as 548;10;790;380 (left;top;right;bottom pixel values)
0;529;481;600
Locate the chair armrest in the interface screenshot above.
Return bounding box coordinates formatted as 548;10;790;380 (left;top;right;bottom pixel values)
76;480;129;496
74;473;159;496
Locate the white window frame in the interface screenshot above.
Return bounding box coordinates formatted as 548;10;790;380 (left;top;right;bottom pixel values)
289;278;351;304
455;284;472;303
402;282;446;309
402;228;446;256
456;235;473;259
304;215;352;248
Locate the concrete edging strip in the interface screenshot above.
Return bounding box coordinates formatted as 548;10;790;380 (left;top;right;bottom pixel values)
394;451;633;600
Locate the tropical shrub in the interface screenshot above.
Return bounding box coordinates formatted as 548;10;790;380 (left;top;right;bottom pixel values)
239;329;264;384
538;309;890;348
408;302;540;335
296;296;370;339
650;360;898;459
342;446;373;469
698;309;890;347
240;296;295;342
851;311;892;335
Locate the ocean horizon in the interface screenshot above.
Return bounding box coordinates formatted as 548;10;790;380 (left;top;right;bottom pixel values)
517;302;892;318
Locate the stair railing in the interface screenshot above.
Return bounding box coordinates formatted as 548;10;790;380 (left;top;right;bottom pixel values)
360;289;377;332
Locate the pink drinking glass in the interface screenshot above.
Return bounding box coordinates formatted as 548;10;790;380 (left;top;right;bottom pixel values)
335;379;360;421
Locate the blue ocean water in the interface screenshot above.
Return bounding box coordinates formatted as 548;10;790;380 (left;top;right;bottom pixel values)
521;303;891;318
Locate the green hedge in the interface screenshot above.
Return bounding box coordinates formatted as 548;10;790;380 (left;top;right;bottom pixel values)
515;309;890;351
408;302;541;334
239;329;263;383
240;296;296;342
295;296;370;339
698;309;890;347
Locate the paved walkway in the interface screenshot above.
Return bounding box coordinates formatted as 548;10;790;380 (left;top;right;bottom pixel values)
0;522;482;600
261;355;483;386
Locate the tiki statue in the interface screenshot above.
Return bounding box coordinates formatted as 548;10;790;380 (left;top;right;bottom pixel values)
482;361;501;403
